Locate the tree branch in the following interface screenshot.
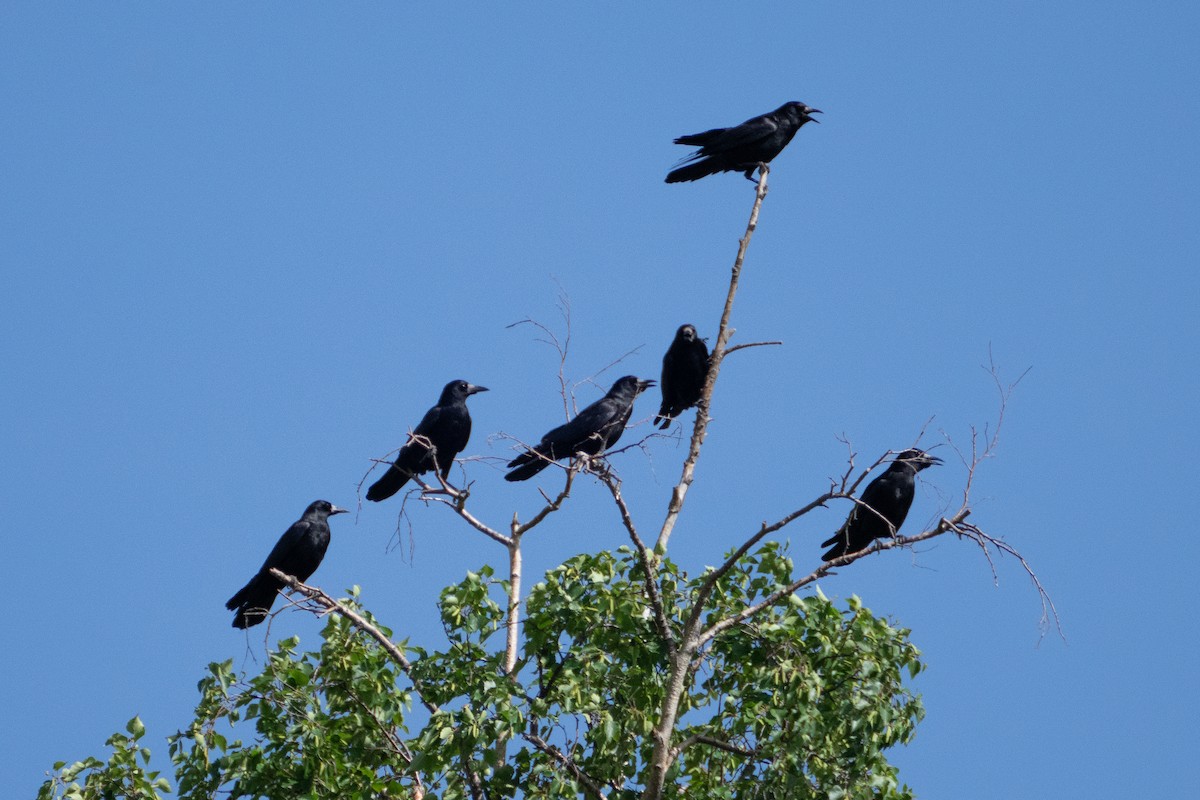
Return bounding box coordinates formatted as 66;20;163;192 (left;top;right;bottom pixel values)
656;164;770;555
644;163;771;800
594;468;677;655
685;489;837;637
412;473;513;547
695;510;973;647
671;733;758;761
521;732;610;800
268;569;438;714
723;340;782;356
512;462;580;537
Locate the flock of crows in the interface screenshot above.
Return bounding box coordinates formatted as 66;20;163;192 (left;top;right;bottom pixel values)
226;101;942;630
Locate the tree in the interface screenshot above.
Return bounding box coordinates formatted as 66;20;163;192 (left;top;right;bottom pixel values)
38;167;1051;800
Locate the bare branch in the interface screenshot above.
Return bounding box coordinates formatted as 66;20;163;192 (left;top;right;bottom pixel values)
512;462;580;537
508;288;573;417
574;343;645;396
656;165;771;555
956;521;1064;641
594;468;677;655
695;510;974;647
409;474;512;547
685;489;838;637
723;340;783;356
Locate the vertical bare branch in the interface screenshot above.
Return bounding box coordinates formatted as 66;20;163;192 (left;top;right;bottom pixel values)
495;534;523;765
656;165;770;555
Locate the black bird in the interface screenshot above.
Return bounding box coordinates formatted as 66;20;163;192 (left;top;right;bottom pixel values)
366;380;488;502
226;499;348;629
665;101;821;184
655;324;710;429
505;375;655;482
820;449;942;561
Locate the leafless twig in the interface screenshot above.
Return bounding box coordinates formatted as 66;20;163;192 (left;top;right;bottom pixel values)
724;340;783;356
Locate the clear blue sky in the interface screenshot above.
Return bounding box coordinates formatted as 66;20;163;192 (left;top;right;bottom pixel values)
4;3;1198;797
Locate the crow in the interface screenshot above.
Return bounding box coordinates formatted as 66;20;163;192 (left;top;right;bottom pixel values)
505;376;654;482
655;324;710;429
665;101;821;184
366;380;488;502
226;499;348;629
821;449;942;561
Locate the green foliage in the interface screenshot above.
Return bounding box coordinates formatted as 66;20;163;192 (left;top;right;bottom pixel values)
37;716;170;800
39;545;924;799
164;590;421;799
683;545;924;800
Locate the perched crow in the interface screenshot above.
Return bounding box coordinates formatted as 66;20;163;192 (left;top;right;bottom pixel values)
226;500;348;629
655;324;710;429
366;380;488;502
821;449;942;561
505;376;654;482
666;101;821;184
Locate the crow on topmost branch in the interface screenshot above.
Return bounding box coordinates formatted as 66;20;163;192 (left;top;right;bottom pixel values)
666;101;821;184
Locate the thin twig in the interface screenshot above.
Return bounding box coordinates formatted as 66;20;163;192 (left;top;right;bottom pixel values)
724;340;783;356
957;521;1064;641
513;464;580;537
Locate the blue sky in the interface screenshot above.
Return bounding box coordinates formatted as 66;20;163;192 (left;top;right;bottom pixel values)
4;3;1198;797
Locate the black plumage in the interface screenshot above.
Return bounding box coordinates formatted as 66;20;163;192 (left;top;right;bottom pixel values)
366;380;488;502
655;324;710;429
665;101;821;184
821;449;942;561
226;499;348;629
505;375;654;482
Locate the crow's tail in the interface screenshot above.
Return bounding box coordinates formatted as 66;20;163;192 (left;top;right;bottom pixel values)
665;159;719;183
365;465;411;502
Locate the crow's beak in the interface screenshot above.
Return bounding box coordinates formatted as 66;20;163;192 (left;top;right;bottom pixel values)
807;107;822;122
467;384;489;395
637;379;656;392
329;505;349;516
926;455;943;466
